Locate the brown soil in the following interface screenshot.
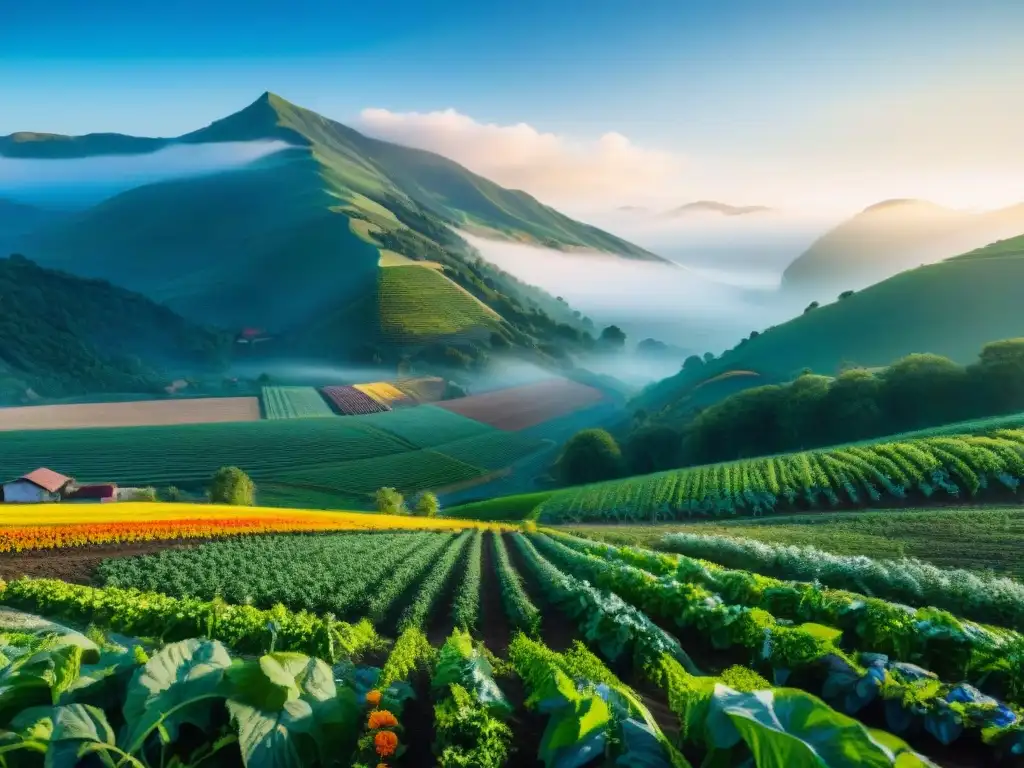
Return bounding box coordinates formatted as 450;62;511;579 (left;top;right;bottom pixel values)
435;379;605;431
502;533;577;652
400;670;436;767
0;538;215;585
479;532;513;656
499;673;545;767
0;397;260;431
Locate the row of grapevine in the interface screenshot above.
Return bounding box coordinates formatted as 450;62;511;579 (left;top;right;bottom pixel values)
539;430;1024;522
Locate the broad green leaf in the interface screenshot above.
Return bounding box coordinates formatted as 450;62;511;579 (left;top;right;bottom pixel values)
710;685;932;768
123;638;232;750
616;718;675;767
228;698;315;768
45;704;116;768
541;692;612;764
227;657;301;712
265;653;335;703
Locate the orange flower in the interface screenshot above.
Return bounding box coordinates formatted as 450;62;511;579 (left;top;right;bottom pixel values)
377;764;388;768
368;710;398;730
374;731;398;757
366;689;382;707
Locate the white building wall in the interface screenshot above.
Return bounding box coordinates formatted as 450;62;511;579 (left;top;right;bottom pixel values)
2;481;56;503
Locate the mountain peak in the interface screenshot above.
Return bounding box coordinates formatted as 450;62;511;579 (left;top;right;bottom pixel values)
665;200;772;217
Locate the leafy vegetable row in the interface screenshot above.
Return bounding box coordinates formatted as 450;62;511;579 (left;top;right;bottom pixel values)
398;530;472;631
660;528;1024;634
492;532;541;635
547;530;1024;703
367;533;457;624
508;533;696;670
451;530;483;632
644;651;937;767
0;577;378;662
530;532;1024;756
508;633;688;768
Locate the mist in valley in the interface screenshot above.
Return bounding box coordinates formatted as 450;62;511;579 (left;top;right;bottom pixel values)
0;140;294;207
460;230;804;356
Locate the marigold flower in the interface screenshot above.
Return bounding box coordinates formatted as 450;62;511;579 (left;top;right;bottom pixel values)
374;731;398;757
366;689;382;707
377;764;389;768
368;710;398;730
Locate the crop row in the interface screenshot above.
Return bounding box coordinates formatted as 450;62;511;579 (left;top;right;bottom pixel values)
261;385;335;418
529;532;1024;757
659;529;1024;632
354;381;413;407
321;385;392;415
539;431;1024;522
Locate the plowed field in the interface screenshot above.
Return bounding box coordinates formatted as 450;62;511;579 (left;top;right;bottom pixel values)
435;379;604;430
0;397;261;431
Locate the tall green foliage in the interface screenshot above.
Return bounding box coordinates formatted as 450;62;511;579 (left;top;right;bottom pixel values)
208;466;255;505
557;428;623;485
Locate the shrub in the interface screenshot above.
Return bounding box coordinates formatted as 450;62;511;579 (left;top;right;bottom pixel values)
556;429;623;485
414;491;440;518
208;466;255;506
376;486;407;515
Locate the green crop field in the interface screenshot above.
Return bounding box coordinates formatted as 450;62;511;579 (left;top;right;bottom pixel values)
378;264;501;340
16;522;1024;766
261;385;335;419
0;406;543;505
428;431;546;470
536;429;1024;523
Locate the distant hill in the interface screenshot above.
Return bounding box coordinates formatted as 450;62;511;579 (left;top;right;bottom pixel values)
781;198;1024;293
663;201;773;217
7;93;658;345
0;199;66;252
0;255;230;400
636;233;1024;414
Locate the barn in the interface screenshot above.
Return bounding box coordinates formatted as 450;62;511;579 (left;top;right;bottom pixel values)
65;484;118;503
2;468;74;503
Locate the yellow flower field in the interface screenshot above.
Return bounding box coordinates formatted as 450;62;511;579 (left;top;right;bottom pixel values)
0;503;510;554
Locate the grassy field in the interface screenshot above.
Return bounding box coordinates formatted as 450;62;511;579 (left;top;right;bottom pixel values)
377;264;501;340
260;386;334;419
561;505;1024;577
0;406;545;506
444;490;556;520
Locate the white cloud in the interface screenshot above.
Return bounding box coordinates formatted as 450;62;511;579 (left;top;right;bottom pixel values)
357;107;683;207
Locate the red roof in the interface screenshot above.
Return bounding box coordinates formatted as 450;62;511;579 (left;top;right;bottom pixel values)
67;484;117;500
18;468;72;493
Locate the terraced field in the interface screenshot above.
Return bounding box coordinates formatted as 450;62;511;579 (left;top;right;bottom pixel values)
378;264;501;340
1;518;1009;766
261;385;334;419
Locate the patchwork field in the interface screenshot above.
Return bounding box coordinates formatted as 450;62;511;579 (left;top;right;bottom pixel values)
0;406;544;505
436;378;605;430
321;384;391;415
354;380;413;407
0;396;260;430
261;385;334;419
0;515;1013;766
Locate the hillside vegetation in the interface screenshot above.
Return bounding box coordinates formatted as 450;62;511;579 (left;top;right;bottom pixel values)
8;93;656;352
0;254;230;400
637;233;1024;416
782;198;1024;292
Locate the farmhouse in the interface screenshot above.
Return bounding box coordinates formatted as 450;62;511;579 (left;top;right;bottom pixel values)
2;468;74;503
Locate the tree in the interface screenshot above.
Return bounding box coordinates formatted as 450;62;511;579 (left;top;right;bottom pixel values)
256;373;271;385
375;487;406;515
490;332;511;350
702;352;715;363
625;425;683;475
682;355;704;372
209;466;255;506
599;325;627;350
838;290;855;300
556;429;624;485
162;485;183;502
804;301;820;314
413;491;440;518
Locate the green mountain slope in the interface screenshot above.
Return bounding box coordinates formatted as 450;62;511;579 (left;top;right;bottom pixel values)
637;233;1024;413
781;198;1024;293
8;93;656;339
0;255;230;401
0;199;65;252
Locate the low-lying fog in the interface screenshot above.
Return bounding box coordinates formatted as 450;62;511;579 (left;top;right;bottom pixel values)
460;230;806;355
0;140;293;206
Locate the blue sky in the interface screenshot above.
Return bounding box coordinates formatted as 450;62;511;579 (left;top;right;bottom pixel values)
3;0;1024;212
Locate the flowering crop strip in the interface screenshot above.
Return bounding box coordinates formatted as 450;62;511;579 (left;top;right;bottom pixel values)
0;576;379;663
537;431;1024;522
98;532;443;618
0;502;510;554
530;532;1024;756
